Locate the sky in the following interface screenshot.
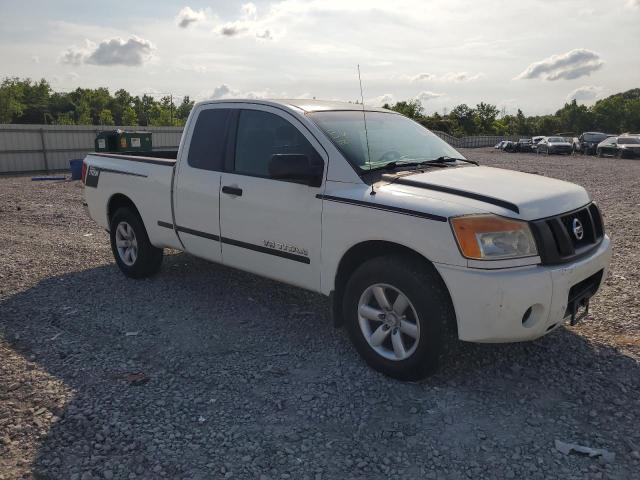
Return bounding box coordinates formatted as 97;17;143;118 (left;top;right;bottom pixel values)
0;0;639;115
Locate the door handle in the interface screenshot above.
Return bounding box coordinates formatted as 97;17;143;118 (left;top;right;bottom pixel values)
222;185;243;196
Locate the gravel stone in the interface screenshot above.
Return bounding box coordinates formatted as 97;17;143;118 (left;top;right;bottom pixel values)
0;150;639;479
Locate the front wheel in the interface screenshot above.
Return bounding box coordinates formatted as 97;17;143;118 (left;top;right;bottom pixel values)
110;207;163;278
343;255;455;380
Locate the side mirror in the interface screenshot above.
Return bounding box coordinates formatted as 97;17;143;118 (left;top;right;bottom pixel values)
268;154;323;187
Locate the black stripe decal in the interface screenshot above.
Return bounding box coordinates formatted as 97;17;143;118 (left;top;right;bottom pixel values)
390;178;520;214
93;153;176;166
315;194;447;222
221;237;310;264
156;221;310;264
99;167;148;178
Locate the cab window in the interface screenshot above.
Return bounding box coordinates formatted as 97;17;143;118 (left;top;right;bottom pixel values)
187;109;232;171
234;109;320;177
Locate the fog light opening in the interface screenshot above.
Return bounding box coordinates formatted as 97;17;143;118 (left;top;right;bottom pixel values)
522;307;533;326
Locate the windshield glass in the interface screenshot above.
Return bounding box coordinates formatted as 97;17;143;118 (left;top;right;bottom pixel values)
308;111;464;170
584;133;608;142
619;137;640;144
548;137;566;142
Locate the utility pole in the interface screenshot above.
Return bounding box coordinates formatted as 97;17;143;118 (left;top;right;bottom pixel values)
170;94;173;125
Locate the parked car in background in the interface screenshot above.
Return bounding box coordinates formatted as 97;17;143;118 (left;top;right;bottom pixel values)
517;138;533;152
531;136;545;152
596;136;640;158
502;140;518;152
536;137;573;155
494;140;506;149
575;132;610;155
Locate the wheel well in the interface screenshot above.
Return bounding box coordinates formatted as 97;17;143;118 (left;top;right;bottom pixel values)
107;194;140;226
332;241;456;334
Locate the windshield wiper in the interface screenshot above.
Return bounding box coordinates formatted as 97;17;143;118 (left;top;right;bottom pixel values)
425;156;479;166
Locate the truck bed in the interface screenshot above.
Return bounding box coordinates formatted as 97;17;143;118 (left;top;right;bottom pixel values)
92;150;178;164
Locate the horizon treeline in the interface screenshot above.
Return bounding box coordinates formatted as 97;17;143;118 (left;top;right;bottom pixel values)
1;77;639;136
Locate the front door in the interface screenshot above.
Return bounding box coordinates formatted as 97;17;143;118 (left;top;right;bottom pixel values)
219;106;326;291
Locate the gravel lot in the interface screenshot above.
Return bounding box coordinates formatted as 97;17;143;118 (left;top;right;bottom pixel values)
1;149;639;480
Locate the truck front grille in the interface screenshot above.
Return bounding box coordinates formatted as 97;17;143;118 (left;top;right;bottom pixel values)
530;203;604;265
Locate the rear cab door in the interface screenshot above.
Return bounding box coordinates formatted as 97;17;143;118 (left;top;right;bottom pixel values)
172;105;234;262
218;104;327;291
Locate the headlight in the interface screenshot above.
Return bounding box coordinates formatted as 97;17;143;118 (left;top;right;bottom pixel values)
450;214;538;260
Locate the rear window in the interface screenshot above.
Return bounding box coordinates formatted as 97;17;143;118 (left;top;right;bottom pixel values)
187;109;232;171
548;137;565;142
584;133;608;142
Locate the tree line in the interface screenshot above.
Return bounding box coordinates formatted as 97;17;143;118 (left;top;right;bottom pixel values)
384;88;640;137
0;77;194;127
1;77;639;135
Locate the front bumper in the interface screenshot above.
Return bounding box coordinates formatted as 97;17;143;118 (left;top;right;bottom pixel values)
435;235;612;343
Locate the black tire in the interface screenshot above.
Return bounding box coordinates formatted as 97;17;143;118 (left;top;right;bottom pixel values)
597;149;603;158
616;150;624;159
343;255;455;380
109;207;163;278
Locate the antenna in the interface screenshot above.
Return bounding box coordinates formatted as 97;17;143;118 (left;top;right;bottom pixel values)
357;64;375;196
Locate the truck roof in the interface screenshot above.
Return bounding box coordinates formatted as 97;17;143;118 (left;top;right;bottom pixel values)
196;98;394;114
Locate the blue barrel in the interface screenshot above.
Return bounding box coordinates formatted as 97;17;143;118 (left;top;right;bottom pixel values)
69;159;83;180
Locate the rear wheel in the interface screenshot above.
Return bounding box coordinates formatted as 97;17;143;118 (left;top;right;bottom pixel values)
343;255;455;380
110;207;163;278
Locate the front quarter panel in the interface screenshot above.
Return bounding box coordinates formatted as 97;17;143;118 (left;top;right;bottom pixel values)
319;181;469;294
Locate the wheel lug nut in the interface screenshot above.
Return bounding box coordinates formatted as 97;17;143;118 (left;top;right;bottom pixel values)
378;313;386;320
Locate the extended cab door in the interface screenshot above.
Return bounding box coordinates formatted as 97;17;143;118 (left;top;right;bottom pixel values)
219;106;326;291
173;106;233;263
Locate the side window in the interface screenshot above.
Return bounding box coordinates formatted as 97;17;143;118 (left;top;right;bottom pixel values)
234;109;320;177
187;109;232;171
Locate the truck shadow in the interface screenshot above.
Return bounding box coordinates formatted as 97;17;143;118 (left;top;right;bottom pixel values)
2;253;638;478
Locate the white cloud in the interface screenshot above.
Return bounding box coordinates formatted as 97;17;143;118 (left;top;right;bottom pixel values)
411;73;435;82
210;84;232;99
411;72;483;83
368;93;394;106
176;7;207;28
516;49;604;81
60;36;154;67
220;22;249;37
566;85;603;103
416;91;444;102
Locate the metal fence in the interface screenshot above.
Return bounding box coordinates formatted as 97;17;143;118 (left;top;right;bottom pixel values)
432;131;522;148
0;124;183;174
0;124;522;174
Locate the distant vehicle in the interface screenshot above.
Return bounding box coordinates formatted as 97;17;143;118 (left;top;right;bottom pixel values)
536;136;573;155
502;140;518;152
596;136;640;158
575;132;610;155
531;136;545;152
517;138;532;152
494;140;506;149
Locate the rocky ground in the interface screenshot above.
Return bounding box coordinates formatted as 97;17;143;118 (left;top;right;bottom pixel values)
1;149;639;480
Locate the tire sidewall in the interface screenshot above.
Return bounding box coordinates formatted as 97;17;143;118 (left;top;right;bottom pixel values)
109;208;160;278
343;256;450;380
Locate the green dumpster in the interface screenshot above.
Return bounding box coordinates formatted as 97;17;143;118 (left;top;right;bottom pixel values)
95;130;153;153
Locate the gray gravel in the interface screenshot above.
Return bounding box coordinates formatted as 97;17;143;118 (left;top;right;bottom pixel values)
1;149;639;480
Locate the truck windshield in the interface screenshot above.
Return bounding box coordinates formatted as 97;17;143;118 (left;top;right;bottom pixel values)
308;111;464;171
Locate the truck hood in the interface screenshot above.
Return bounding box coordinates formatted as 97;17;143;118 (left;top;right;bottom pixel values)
381;166;590;220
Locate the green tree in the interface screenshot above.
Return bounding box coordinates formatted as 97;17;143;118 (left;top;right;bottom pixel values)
449;104;476;136
99;109;115;125
121;105;138;126
474;102;499;134
0;77;24;123
383;99;424;120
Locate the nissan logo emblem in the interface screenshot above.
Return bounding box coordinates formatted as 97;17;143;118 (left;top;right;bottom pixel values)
572;218;584;240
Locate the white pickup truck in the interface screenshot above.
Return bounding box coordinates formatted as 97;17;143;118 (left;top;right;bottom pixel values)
83;99;612;379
